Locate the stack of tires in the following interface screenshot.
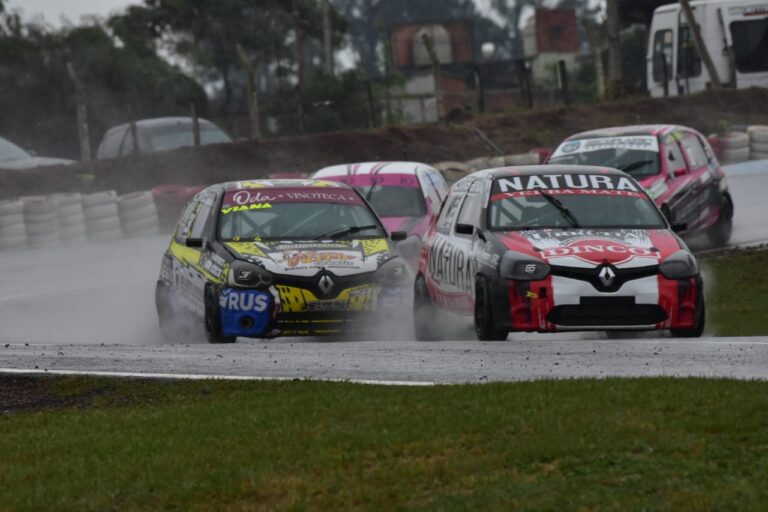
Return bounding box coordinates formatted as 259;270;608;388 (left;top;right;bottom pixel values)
23;196;60;250
56;193;87;245
0;200;27;252
83;191;123;242
118;191;159;237
719;132;750;164
748;126;768;161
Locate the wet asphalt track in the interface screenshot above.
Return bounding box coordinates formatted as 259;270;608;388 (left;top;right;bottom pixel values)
1;162;767;383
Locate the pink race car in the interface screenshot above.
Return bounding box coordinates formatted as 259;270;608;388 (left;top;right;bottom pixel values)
312;162;448;268
548;125;733;246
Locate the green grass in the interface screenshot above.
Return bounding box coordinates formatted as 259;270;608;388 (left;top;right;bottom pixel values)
3;377;768;510
704;249;768;336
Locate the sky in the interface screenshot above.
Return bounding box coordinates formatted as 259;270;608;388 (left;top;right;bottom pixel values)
7;0;139;26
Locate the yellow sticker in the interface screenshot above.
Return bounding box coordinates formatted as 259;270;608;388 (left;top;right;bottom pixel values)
526;291;539;299
226;242;268;258
221;203;272;214
361;238;389;256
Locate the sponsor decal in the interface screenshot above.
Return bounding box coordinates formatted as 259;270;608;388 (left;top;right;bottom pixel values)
222;187;363;209
220;290;271;313
200;252;227;280
428;237;474;294
226;242;268;258
645;179;669;200
520;229;659;262
729;5;768;16
283;251;357;269
334;173;420;188
276;284;378;313
476;249;501;269
221;203;272;214
495;174;640;195
361;238;389;256
526;290;539;299
551;136;659;159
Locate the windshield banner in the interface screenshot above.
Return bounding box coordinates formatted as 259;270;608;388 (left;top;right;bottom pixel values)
491;173;646;200
222;187;363;212
330;173;420;188
551;136;659;159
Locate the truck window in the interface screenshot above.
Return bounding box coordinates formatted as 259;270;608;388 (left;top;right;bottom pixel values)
677;26;702;78
730;19;768;73
653;30;674;83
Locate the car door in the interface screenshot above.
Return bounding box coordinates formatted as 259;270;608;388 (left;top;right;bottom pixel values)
678;131;717;230
424;182;468;313
661;132;698;228
450;180;486;314
170;192;216;316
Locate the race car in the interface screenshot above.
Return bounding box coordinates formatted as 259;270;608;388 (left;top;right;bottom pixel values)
155;179;411;343
312;162;448;268
547;125;733;246
414;165;705;341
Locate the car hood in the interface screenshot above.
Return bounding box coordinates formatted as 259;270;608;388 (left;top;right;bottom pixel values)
497;228;683;269
224;239;394;277
0;156;75;170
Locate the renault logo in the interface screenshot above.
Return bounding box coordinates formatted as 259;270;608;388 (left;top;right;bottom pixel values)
598;265;616;287
318;274;335;295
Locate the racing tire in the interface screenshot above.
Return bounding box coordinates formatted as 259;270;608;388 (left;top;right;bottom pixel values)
82;190;117;208
671;292;705;338
118;191;155;211
413;276;442;341
0;200;23;217
750;151;768;161
474;278;508;342
83;202;120;221
721;132;749;150
706;194;734;247
120;202;157;224
750;142;768;153
721;146;750;163
204;284;236;344
0;234;27;251
123;215;159;236
748;126;768;144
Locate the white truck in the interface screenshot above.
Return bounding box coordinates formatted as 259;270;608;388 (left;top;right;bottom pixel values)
647;0;768;97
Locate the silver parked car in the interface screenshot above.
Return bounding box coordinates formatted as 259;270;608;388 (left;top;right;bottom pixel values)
96;117;232;159
0;136;73;171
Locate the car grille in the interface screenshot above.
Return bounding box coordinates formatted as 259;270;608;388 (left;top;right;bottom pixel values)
548;297;667;327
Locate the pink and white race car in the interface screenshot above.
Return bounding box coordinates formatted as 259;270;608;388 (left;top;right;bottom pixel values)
312;162;448;268
548;125;733;246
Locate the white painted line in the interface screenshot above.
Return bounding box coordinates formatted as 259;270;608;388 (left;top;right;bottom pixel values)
0;368;436;387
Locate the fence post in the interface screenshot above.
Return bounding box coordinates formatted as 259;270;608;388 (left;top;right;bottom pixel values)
516;59;533;109
557;60;570;107
365;81;376;128
129;120;140;155
190;102;201;147
236;44;262;140
420;32;443;121
66;62;92;161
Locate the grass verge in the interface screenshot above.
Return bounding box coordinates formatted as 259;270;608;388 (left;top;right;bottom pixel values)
2;376;768;510
703;248;768;336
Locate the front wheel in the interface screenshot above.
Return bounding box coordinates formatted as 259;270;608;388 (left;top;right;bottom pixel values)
671;292;705;338
204;285;236;344
413;276;441;341
474;278;508;341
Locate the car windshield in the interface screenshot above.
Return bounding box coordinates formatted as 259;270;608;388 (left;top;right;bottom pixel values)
218;187;386;241
149;126;232;152
0;137;31;162
356;185;426;217
488;174;666;230
549;136;661;178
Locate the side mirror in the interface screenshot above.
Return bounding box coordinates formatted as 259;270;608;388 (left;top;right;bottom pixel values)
185;238;204;248
671;222;687;233
455;223;475;236
390;231;407;242
673;167;687;178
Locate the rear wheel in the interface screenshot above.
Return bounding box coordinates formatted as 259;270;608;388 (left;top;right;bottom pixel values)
671;291;705;338
413;276;441;341
706;194;733;247
474;278;508;341
204;285;236;344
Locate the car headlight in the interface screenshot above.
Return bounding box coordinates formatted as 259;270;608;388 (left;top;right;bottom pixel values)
499;251;551;281
659;250;699;279
376;257;410;286
228;260;273;289
395;235;422;260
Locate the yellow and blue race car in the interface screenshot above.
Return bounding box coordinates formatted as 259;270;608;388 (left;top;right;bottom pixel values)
155;179;410;343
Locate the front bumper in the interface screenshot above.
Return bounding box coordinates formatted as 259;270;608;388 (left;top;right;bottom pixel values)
493;274;702;333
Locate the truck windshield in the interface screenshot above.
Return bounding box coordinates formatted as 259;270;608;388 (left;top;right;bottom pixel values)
731;19;768;73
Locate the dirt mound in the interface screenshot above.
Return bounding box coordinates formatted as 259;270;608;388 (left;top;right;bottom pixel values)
3;88;767;198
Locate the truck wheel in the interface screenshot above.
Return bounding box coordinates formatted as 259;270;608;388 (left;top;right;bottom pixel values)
204;285;236;344
474;278;508;341
413;276;441;341
706;194;733;247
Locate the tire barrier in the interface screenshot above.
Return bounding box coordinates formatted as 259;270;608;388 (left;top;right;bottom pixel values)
721;146;751;164
748;126;768;161
720;132;750;150
118;191;159;237
22;195;60;249
0;199;27;252
55;193;87;244
83;190;123;242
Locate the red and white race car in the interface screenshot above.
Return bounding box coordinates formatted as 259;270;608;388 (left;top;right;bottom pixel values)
548;125;733;246
414;165;705;341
